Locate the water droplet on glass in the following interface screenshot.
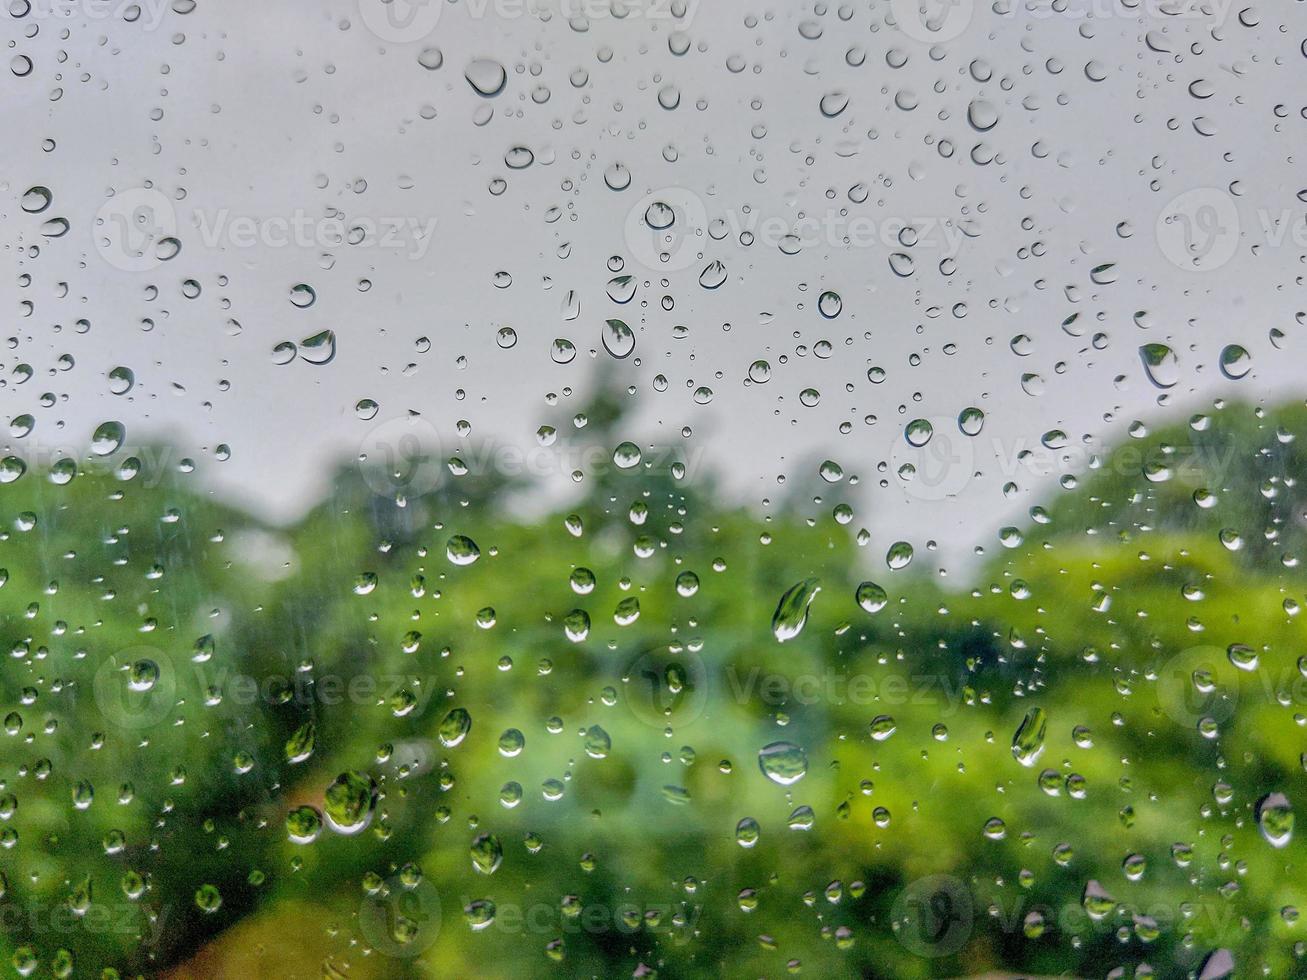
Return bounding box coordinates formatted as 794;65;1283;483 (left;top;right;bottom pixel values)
602;319;635;359
1139;344;1179;389
1012;707;1048;767
465;58;507;97
323;770;377;835
758;741;808;786
771;578;820;642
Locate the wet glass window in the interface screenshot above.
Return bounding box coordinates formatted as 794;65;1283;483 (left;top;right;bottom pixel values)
0;1;1300;977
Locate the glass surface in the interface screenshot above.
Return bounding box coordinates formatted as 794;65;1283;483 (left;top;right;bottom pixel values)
1;1;1303;977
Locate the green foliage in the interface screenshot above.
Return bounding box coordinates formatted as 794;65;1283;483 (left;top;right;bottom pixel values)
0;400;1303;978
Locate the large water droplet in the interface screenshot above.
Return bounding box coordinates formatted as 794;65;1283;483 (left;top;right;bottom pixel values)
438;707;473;747
1256;792;1294;848
758;741;808;786
856;581;887;614
470;833;503;874
91;421;125;456
1012;707;1047;767
299;330;336;365
465;58;507;97
447;534;481;566
323;770;377;835
602;319;635;359
1139;344;1179;389
772;578;820;642
1219;344;1251;380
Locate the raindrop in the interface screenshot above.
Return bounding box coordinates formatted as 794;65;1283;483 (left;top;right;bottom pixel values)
1139;344;1179;389
1219;345;1251;380
771;578;820;642
323;771;378;835
465;58;507;97
1011;708;1048;767
758;741;808;786
602;319;635;359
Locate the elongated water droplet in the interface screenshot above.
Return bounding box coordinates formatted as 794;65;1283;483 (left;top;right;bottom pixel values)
470;833;503;874
285;720;315;764
772;578;820;642
602;319;635;359
1012;707;1048;767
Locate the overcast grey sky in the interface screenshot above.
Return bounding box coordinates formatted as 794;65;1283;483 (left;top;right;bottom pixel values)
3;0;1303;573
